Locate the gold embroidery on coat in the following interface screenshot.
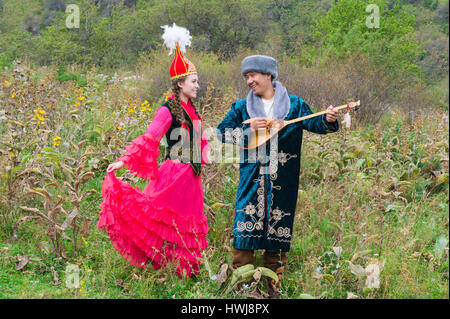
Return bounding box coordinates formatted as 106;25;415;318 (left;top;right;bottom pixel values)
235;147;297;243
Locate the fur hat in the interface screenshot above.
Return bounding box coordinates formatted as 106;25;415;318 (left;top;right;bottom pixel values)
241;55;278;80
161;23;197;80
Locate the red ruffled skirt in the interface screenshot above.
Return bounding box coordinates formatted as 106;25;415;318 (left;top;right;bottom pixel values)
97;160;209;278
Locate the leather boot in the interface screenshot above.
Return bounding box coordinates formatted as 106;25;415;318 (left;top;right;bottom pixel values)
263;251;288;299
232;248;255;269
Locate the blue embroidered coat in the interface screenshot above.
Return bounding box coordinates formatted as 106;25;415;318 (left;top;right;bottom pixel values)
216;95;339;252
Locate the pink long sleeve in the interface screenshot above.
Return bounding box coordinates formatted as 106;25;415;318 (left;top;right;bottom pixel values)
144;106;172;140
118;106;172;179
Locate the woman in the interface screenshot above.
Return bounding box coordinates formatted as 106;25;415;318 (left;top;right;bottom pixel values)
97;24;209;278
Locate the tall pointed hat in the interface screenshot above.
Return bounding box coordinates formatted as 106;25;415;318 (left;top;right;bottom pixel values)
161;23;197;80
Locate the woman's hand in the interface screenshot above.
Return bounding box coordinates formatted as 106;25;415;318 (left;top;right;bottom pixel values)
107;161;124;173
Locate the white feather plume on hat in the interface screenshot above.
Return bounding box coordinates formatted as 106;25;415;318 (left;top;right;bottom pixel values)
161;23;192;55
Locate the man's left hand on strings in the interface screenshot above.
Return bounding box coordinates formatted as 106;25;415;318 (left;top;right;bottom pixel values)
268;119;285;130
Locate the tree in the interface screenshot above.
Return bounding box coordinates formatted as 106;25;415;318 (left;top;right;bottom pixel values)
267;0;330;54
313;0;423;78
44;0;67;11
149;0;270;58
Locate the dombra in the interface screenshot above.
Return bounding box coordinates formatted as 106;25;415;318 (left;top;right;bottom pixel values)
242;100;360;149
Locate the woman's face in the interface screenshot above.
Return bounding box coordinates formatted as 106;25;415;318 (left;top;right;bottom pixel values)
178;74;200;100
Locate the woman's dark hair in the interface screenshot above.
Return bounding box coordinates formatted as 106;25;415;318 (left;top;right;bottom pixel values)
170;76;200;125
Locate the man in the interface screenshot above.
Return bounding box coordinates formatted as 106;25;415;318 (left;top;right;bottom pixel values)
216;55;339;298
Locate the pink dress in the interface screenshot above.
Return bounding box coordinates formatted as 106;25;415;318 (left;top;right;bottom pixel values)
97;97;209;278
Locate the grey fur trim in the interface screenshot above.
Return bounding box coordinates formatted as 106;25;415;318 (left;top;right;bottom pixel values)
246;81;290;120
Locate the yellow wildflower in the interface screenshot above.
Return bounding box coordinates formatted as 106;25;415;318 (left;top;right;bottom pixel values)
78;96;85;101
141;100;149;112
11;91;17;98
128;105;135;113
53;136;62;147
165;95;169;102
34;106;46;125
117;126;123;131
3;80;10;88
74;102;81;107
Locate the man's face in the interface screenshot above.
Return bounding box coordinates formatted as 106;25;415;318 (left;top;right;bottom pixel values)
245;72;272;96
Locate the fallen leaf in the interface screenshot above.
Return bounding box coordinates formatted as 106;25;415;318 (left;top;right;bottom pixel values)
81;218;92;236
431;171;441;178
436;173;449;186
332;246;342;259
217;264;229;286
155;273;167;283
15;255;34;271
36;241;50;254
246;290;264;299
116;279;129;288
49;266;60;286
346;291;359;299
348;261;366;278
253;268;262;281
132;273;141;281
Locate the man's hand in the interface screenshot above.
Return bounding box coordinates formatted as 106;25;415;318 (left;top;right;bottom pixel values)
325;105;338;122
250;117;269;131
268;119;285;130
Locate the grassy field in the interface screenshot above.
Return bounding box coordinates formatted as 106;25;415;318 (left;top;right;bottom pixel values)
0;63;448;299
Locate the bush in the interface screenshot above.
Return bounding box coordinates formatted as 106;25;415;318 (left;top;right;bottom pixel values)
56;65;87;87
